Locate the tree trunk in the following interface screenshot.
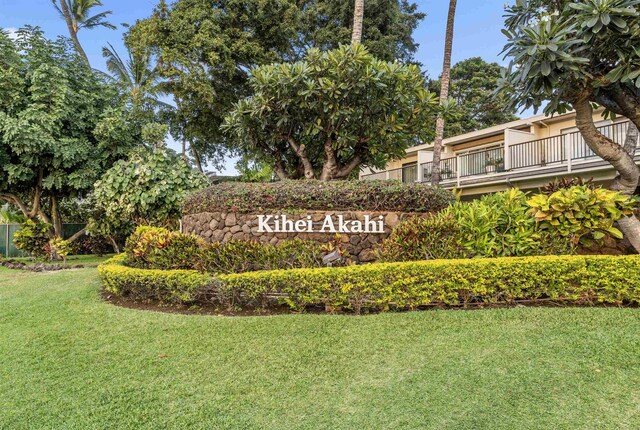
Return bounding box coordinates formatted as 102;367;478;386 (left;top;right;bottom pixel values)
351;0;365;44
287;138;315;179
51;194;63;239
57;0;90;65
431;0;457;187
573;97;640;253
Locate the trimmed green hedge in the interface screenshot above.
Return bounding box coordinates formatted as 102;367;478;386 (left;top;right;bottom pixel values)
99;255;640;313
183;180;455;214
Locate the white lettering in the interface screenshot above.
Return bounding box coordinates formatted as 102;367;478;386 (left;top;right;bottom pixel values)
257;215;274;233
320;215;337;233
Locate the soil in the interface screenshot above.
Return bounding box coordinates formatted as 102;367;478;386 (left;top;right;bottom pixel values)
100;290;636;318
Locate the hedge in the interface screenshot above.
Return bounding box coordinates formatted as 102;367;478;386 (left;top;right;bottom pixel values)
182;180;455;214
98;255;640;313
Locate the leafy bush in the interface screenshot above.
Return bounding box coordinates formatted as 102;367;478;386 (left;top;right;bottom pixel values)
542;177;595;194
183;180;455;214
123;226;345;274
13;220;51;259
124;226;204;271
528;186;637;246
99;254;640;312
376;212;466;262
45;238;72;262
446;189;573;258
89;149;209;240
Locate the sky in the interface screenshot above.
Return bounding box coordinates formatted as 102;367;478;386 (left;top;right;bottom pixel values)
0;0;513;174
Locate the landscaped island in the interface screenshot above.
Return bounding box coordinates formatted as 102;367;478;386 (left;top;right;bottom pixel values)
99;180;640;314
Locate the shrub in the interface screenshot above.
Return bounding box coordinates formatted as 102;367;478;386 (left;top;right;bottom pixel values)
376;212;466;262
124;226;204;270
446;188;573;258
123;226;345;274
99;255;640;312
13;220;51;259
528;185;637;246
542;177;595;194
183;180;455;215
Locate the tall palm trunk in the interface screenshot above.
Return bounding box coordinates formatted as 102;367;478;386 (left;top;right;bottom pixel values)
431;0;457;186
351;0;365;44
56;0;90;65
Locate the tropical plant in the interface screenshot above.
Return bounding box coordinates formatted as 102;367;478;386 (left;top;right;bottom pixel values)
431;0;458;186
542;177;595;194
127;0;426;170
13;220;52;259
427;57;519;137
51;0;116;64
0;28;140;241
0;204;24;224
499;0;640;251
223;45;439;180
376;212;466;262
446;188;574;257
528;185;637;246
88;149;209;248
102;42;168;114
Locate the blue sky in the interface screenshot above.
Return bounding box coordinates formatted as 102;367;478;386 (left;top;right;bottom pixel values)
0;0;513;174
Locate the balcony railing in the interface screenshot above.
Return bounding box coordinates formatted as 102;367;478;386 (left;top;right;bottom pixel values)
360;121;633;184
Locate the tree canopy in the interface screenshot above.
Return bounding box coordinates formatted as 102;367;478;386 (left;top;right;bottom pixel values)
428;57;519;137
127;0;425;168
223;45;438;181
0;27;140;238
499;0;640;251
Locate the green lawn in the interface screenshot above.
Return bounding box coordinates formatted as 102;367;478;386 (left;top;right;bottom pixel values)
1;267;639;429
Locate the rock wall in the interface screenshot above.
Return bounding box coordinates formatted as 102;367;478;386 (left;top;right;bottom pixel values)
182;211;423;262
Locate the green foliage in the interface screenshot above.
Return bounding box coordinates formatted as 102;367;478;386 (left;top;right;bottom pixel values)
46;238;72;262
427;57;519;138
528;185;637;245
128;0;425;165
122;226;342;274
0;204;24;224
446;189;574;257
88;149;209;238
99;254;640;311
123;226;204;271
184;180;454;214
542;177;595;194
499;0;640;115
0;27;141;236
235;157;274;183
376;213;466;262
294;0;425;63
224;45;438;180
13;220;51;259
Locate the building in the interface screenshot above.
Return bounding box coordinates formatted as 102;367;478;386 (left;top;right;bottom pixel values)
359;110;635;196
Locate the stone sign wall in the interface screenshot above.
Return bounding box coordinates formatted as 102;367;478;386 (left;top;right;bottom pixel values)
182;210;423;262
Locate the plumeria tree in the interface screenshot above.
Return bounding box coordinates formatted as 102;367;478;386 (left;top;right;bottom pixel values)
499;0;640;251
224;44;438;180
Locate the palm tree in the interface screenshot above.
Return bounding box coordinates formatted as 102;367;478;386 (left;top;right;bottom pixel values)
102;43;164;108
51;0;116;65
351;0;365;44
431;0;457;186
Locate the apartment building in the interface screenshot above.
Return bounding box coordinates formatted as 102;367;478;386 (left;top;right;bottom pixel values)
360;110;635;196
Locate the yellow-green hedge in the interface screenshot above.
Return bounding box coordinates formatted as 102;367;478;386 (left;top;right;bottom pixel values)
98;254;640;312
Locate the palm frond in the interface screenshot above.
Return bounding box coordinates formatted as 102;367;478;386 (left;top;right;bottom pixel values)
102;43;133;86
80;11;116;30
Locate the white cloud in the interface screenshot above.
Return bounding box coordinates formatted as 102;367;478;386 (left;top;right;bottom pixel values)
3;27;19;40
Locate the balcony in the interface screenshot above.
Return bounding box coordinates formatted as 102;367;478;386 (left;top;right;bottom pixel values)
361;121;635;187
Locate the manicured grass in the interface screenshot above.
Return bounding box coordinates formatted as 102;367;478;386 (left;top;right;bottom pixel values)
1;268;639;429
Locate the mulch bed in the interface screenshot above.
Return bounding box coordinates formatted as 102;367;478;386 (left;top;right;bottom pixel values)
100;290;636;317
0;259;85;272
